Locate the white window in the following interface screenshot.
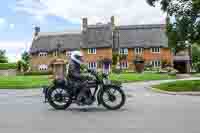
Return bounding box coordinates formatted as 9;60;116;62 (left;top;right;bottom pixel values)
120;62;128;69
66;51;72;57
88;48;96;54
119;48;128;55
54;51;58;56
151;60;161;68
151;47;160;53
38;64;48;71
135;48;143;54
39;52;47;57
88;62;97;70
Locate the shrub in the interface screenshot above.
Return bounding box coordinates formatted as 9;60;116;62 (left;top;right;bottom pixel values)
0;63;17;70
112;68;122;74
158;66;179;75
161;60;172;68
194;62;200;73
20;71;53;76
144;63;153;71
112;53;118;65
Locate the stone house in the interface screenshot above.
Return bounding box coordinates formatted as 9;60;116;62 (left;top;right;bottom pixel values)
29;16;172;72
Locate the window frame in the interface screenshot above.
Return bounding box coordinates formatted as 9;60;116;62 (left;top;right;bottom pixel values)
66;51;72;57
88;48;96;54
119;48;128;55
151;47;161;53
151;60;161;68
38;52;48;57
88;62;97;70
134;48;143;54
38;64;48;71
54;51;58;56
120;61;128;69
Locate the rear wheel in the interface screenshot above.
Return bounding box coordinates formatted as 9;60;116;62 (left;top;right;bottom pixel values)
100;86;126;110
47;86;72;110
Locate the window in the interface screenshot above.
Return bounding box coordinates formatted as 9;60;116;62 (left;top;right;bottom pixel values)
54;51;58;56
38;64;48;71
135;48;143;54
151;47;160;53
66;51;72;57
88;48;96;54
120;62;128;69
88;62;97;70
151;60;161;68
39;52;47;57
119;48;128;55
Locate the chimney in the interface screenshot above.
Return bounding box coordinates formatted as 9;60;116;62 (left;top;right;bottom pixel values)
34;26;40;37
111;16;115;26
82;18;88;32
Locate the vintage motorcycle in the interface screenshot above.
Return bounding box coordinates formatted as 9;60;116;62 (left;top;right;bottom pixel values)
43;70;126;110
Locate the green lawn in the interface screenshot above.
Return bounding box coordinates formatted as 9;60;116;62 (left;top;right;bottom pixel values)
153;80;200;92
110;72;176;82
0;76;50;89
0;72;176;89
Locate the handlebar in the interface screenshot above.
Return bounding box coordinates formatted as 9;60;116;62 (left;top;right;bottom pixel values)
87;69;108;79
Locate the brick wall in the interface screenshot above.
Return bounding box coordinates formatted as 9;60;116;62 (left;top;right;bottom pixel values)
124;48;172;70
30;48;172;71
81;48;112;62
30;51;70;71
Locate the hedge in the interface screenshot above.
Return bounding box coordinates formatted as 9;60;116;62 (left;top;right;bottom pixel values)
0;63;17;70
17;71;53;76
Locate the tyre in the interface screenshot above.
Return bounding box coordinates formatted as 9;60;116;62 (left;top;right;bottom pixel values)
47;86;72;110
100;86;126;110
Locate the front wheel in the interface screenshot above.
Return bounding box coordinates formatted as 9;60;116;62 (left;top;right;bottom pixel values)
100;86;126;110
47;86;72;110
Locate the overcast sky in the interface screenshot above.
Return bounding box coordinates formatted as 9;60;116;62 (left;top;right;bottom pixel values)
0;0;165;62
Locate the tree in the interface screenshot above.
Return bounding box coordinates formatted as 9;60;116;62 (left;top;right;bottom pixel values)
147;0;200;71
21;51;30;64
0;50;8;63
112;52;118;66
17;51;30;72
146;0;200;45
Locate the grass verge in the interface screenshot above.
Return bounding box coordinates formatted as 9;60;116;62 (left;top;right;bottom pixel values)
153;80;200;92
0;76;50;89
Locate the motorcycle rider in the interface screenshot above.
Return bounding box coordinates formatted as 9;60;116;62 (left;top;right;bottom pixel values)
67;51;93;105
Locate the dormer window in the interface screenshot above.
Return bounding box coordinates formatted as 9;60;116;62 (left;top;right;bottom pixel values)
135;48;143;54
54;51;58;56
66;51;72;57
39;52;47;57
119;48;128;55
88;48;96;54
151;48;160;53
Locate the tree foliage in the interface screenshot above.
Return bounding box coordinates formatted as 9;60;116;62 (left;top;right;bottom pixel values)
17;51;30;72
0;50;8;63
146;0;200;47
21;51;30;64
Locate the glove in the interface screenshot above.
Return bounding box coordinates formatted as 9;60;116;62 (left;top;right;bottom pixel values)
86;76;93;80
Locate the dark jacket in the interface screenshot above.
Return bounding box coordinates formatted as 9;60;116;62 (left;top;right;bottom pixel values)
67;60;86;81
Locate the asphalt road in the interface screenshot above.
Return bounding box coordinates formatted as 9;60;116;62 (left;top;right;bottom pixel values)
0;80;200;133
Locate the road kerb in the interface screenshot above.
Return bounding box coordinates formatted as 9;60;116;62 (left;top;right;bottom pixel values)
151;87;200;96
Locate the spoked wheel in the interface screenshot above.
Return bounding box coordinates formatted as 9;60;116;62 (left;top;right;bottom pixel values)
100;86;126;110
47;87;72;110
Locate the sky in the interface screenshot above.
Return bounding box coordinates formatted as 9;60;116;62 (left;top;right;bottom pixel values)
0;0;165;62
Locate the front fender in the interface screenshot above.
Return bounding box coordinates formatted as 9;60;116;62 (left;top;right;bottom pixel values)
103;84;122;90
97;84;121;105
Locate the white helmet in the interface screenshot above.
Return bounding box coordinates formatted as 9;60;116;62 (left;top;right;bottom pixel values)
70;51;83;64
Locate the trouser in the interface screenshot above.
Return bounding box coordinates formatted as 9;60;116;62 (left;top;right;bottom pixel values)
73;80;90;98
